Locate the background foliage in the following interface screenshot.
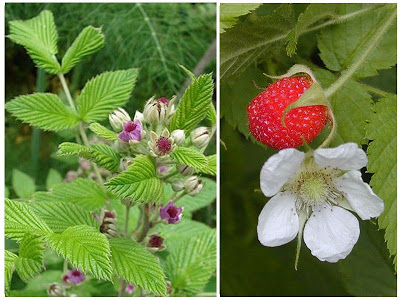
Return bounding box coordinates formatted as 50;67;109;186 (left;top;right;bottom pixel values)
220;3;396;296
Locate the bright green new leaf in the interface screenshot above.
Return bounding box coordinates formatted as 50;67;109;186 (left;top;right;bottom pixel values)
45;168;63;190
58;142;91;157
176;178;216;213
109;238;167;296
89;144;121;172
366;95;397;267
15;234;45;282
169;73;214;133
5;93;79;131
5;199;52;241
12;169;35;199
200;154;217;176
30;201;98;233
5;250;18;296
89;123;118;141
33;178;107;210
165;230;216;296
47;225;112;281
61;26;105;74
318;4;396;78
76;69;138;122
172;147;207;172
205;102;217;125
105;155;163;203
7;10;60;74
220;4;261;33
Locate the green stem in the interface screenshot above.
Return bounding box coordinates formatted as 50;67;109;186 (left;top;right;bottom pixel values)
137;204;150;243
319;108;337;149
124;205;131;236
324;8;396;98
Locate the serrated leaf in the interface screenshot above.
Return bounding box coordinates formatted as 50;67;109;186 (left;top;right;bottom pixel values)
318;4;396;78
366;95;396;267
47;225;112;281
200;155;217;176
5;250;18;296
89;123;118;141
109;238;166;296
205;102;217;125
176;178;216;213
89;144;121;172
12;169;35;199
30;201;98;233
5;199;52;241
5;93;79;131
105;155;163;203
286;4;338;56
220;4;261;33
169;73;214;133
172;147;207;172
15;234;45;282
61;26;105;74
221;4;295;80
45;168;63;190
7;10;60;74
33;178;107;210
58;142;91;157
165;230;216;296
76;69;138;122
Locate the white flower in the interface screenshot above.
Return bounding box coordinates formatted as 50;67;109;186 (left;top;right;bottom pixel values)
257;143;384;263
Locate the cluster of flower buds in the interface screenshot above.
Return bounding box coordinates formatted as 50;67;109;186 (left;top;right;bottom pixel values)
160;201;183;224
93;209;118;238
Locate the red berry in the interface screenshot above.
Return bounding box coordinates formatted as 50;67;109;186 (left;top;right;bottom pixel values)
247;76;328;150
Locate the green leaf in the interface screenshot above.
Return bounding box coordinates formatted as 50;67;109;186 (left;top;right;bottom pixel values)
220;4;261;33
61;26;105;74
5;93;79;131
221;4;295;80
76;69;139;122
105;155;163;203
33;178;107;210
318;4;396;78
165;230;216;296
15;234;45;282
169;73;214;133
89;144;121;172
5;199;52;241
286;4;338;56
172;147;207;172
176;178;216;213
7;10;60;74
30;201;98;233
109;238;167;296
58;142;91;157
45;168;63;190
12;169;35;199
89;122;118;141
24;270;63;293
47;225;112;281
366;95;397;267
5;250;18;296
205;102;217;125
200;154;217;176
5;186;10;198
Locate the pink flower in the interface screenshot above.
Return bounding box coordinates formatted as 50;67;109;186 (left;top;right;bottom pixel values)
160;201;183;224
125;284;135;294
66;269;85;284
118;120;143;142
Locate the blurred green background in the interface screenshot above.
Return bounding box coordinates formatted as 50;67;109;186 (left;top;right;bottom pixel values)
220;3;396;297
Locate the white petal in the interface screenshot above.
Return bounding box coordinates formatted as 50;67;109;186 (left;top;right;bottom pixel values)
257;192;299;247
334;170;384;220
260;148;305;197
304;206;360;263
314;143;367;170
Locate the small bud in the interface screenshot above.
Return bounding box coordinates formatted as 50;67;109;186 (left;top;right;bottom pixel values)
64;170;78;183
177;164;194;176
160;201;183;224
171;180;184;192
125;284;135;295
66;269;85;284
47;283;66;297
156;165;171;178
79;158;91;172
171;129;185;145
147;234;165;252
120;157;134;171
134;110;144;122
109;108;131;131
191;127;211;148
143;96;168;124
184;176;204;196
96;209;119;238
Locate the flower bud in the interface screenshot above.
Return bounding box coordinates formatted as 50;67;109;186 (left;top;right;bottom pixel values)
64;170;78;183
190;127;211;148
156;165;171;178
134;110;144;122
79;158;91;172
143;96;168;124
47;283;66;297
120;157;134;171
66;269;85;284
160;201;183;224
171;129;185;145
109;108;131;131
184;176;204;196
94;209;119;238
171;180;184;192
125;284;135;295
177;164;194;176
147;234;165;252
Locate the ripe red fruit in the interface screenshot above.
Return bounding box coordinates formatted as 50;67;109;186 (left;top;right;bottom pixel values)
247;76;328;150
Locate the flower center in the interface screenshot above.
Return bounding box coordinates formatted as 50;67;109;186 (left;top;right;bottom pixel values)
156;137;171;154
149;235;163;247
124;122;137;132
157;97;169;105
167;205;178;218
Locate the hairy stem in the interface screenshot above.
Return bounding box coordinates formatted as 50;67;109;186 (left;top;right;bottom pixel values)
137;204;150;242
319;108;337;149
324;7;396;98
124;205;131;236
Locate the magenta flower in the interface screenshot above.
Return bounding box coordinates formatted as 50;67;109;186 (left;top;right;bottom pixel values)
125;284;135;295
118;120;142;142
66;269;85;284
157;97;169;105
160;201;183;224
